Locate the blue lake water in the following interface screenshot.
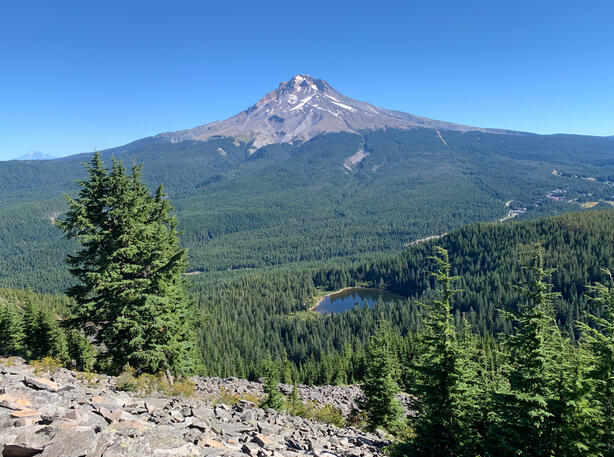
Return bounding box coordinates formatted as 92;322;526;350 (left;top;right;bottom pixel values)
313;287;405;314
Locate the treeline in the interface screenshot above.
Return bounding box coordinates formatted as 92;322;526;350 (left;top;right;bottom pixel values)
357;246;614;457
4;209;614;387
196;209;614;381
4;128;614;292
1;153;200;379
315;209;614;333
0;290;95;370
242;244;614;455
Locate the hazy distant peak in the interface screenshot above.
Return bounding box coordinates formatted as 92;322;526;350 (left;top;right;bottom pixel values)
15;151;56;161
155;74;512;150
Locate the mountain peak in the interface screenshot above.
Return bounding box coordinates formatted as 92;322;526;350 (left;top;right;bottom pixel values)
14;151;56;161
278;74;330;92
284;74;313;87
157;75;509;150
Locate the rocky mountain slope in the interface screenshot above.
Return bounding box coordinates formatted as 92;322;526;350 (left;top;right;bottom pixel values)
155;74;511;150
0;358;391;457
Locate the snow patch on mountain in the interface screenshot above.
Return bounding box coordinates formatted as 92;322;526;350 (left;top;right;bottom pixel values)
331;101;356;112
290;94;315;111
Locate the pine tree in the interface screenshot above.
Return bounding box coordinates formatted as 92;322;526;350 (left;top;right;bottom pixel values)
455;319;499;457
0;304;26;357
20;294;38;360
66;329;96;371
261;363;284;410
410;246;480;457
289;378;300;409
359;320;403;432
280;352;293;384
59;153;199;379
33;306;69;363
548;335;601;457
578;271;614;457
491;244;582;457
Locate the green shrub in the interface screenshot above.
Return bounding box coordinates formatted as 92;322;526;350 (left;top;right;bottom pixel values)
115;367;195;397
212;387;261;406
285;398;346;428
31;357;63;374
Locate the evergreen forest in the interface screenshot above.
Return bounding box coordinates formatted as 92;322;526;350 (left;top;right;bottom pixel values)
2;139;614;454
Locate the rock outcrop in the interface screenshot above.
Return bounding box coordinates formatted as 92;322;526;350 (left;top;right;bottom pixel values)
193;378;411;418
1;358;391;457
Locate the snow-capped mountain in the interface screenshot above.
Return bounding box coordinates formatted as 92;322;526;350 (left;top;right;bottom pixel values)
156;74;511;150
15;151;56;161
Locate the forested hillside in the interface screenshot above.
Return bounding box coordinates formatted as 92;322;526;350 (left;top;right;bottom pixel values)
196;209;614;381
4;208;614;384
1;129;614;291
3;177;614;456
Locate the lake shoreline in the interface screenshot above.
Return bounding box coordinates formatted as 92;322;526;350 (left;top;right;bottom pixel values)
311;286;402;314
309;286;362;312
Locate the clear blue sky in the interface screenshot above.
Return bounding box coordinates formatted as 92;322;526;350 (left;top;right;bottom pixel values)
1;0;613;160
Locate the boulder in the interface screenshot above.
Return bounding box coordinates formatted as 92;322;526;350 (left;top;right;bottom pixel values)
0;394;32;411
241;442;261;456
197;437;228;449
0;425;52;456
23;377;60;393
38;427;98;457
2;443;44;457
1;360;392;457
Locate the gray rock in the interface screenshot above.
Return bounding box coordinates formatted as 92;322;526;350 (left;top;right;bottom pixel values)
256;422;279;436
145;398;168;414
0;359;391;457
183;427;201;443
100;440;150;457
192;406;215;421
211;422;255;436
38;427;98;457
0;424;52;452
251;434;282;450
241;442;261;456
240;411;257;422
2;443;44;457
23;376;60;393
214;406;231;422
170;409;185;423
188;418;209;432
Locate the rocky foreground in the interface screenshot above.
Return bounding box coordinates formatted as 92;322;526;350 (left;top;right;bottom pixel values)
0;358;390;457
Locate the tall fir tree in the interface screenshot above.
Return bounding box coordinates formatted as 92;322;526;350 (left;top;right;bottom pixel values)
489;244;599;457
32;305;69;363
491;244;559;456
359;320;403;432
456;319;502;457
289;378;300;410
261;362;284;410
19;294;38;359
547;334;601;457
410;246;481;457
59;153;199;379
65;328;96;371
0;304;26;357
578;270;614;457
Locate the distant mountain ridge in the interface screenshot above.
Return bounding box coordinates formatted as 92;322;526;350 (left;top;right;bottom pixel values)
2;74;614;293
155;74;515;151
15;151;56;161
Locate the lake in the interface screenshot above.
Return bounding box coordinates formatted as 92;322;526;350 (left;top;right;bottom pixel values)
313;287;405;314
